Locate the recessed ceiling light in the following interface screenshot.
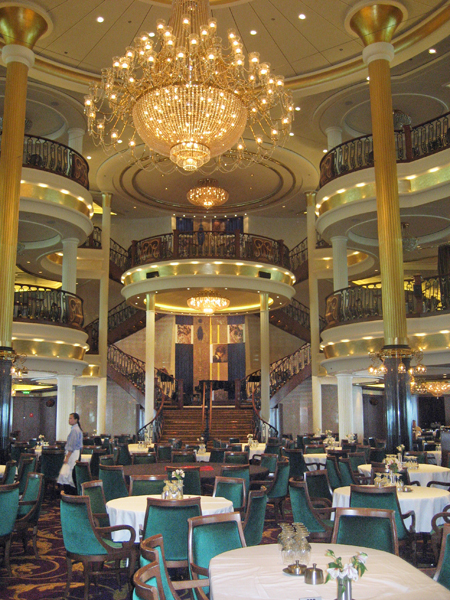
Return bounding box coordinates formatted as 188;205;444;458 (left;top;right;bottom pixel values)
250;30;257;35
429;48;437;54
295;106;301;111
366;76;370;81
322;149;327;153
87;156;91;160
149;32;155;37
97;16;104;23
289;132;294;136
298;13;306;19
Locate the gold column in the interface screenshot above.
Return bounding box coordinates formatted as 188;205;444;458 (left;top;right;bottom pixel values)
349;2;407;347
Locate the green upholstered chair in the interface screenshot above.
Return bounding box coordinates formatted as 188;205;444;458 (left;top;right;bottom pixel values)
143;497;201;568
0;482;19;575
116;443;132;466
227;444;242;452
133;560;164;600
266;461;290;519
332;507;399;554
242;488;268;546
264;443;281;457
99;454;115;466
250;453;279;489
14;472;44;558
129;475;167;496
98;465;128;502
434;523;450;591
289;479;334;542
369;448;386;462
156;444;173;462
82;447;94;455
188;513;246;600
28;438;38;449
166;467;202;496
209;449;225;463
212;439;222;449
41;447;65;498
10;443;28;463
60;492;136;600
296;435;304;450
283;449;310;480
132;453;157;465
348;452;367;472
17;456;36;495
220;464;250;495
338;458;369;486
213;476;246;512
89;447;106;478
356;444;371;462
350;484;416;561
81;480;110;528
325;456;342;490
1;460;17;485
304;469;333;506
224;451;249;464
74;461;92;495
171;451;196;463
304;444;326;454
229;437;240;444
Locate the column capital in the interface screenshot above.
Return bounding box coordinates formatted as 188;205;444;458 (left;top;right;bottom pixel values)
330;235;348;243
102;192;112;209
305;191;317;207
325;126;342;135
363;41;395;64
346;2;406;46
0;2;52;48
62;237;80;247
2;43;34;68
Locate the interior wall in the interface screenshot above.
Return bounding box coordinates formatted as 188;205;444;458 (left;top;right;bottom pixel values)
109;216;173;249
321;384;338;433
246;215;306;250
12;395;56;442
363;392;386;441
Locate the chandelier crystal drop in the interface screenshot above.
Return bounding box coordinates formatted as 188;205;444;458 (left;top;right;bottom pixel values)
85;0;294;174
187;178;229;208
187;289;230;314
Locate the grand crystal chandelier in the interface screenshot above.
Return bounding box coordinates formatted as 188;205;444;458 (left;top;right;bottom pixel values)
187;289;230;314
410;378;450;397
85;0;293;174
187;178;228;208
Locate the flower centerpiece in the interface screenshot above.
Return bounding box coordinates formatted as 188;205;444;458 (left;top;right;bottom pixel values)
326;549;368;600
384;456;401;473
247;432;257;448
171;468;185;498
38;434;45;447
197;437;206;454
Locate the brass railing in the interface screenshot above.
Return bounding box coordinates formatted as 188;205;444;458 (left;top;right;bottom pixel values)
81;226;129;271
324;274;450;327
129;230;291;270
289;237;307;271
18;134;89;188
85;300;140;353
13;285;84;328
319;111;450;187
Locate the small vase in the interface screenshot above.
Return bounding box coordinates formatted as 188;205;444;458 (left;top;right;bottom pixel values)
174;479;184;499
336;577;352;600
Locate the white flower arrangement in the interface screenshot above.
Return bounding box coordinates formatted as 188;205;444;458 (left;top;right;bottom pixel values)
326;549;368;583
325;430;332;436
173;469;185;480
397;444;405;453
247;433;254;439
197;436;204;443
384;456;401;472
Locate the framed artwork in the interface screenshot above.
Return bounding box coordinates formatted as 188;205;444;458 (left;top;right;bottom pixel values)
177;324;192;344
228;323;244;344
211;343;228;363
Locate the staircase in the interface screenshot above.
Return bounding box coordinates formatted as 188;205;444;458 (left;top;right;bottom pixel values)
158;408;205;446
209;407;254;444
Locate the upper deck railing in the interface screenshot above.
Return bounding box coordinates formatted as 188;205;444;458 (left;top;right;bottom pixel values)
13;285;84;328
319;112;450;188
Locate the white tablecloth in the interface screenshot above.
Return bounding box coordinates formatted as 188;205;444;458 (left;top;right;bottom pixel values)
333;485;450;533
128;443;154;454
240;443;266;460
195;452;211;462
304;453;327;469
358;463;450;487
209;543;450;600
107;494;233;542
427;451;442;466
0;465;5;477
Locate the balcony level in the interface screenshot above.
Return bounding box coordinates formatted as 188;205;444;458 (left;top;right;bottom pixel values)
316;112;450;258
12;285;88;377
121;230;297;314
321;275;450;374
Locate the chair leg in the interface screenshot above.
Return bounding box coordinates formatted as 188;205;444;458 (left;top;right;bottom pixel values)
65;556;72;599
32;525;39;559
4;536;12;576
84;562;91;600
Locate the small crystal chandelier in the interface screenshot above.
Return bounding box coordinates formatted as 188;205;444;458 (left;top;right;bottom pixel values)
187;289;230;314
187;179;229;209
401;222;419;253
410;378;450;397
368;348;426;377
85;0;294;174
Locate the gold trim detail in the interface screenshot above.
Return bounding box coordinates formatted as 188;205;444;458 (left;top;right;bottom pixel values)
20;181;91;217
12;338;86;361
349;4;404;46
0;5;50;48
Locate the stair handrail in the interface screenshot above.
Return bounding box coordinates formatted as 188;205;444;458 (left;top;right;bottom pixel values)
136;391;166;443
251;389;278;440
80;225;129;271
85;300;141;353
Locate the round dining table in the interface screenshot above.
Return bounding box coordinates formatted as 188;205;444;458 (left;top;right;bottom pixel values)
209;543;450;600
304;453;327;469
358;463;450;487
122;462;268;482
333;485;450;533
107;494;233;542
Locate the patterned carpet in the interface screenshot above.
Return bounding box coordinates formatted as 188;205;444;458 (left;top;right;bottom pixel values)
1;496;290;599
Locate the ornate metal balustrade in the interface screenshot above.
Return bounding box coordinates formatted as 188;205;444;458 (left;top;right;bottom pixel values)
85;300;140;353
324;274;450;328
319;111;450;187
289;237;307;272
16;134;89;189
80;226;129;271
128;230;291;270
13;285;84;328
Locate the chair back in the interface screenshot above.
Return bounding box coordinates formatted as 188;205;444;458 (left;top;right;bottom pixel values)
156;444;173;462
16;456;36;494
213;476;246;511
369;448;386;463
296;435;304;451
220;465;250;496
81;480;110;527
348;452;366;472
224;451;248;464
242;488;268;546
332;507;399;555
129;475;167;496
41;448;65;481
99;454;115;466
304;469;333;503
212;439;222;449
140;535;182;600
133;560;165;600
264;443;281;457
132;453;157;465
267;461;290;500
434;523;450;591
143;497;202;566
227;444;242;452
283;449;308;480
0;482;20;536
356;444;371;462
166;467;202;495
349;484;409;540
1;460;17;485
304;444;325;454
116;443;132;466
209;449;225;463
171;451;196;463
10;443;28;463
338;458;357;486
16;472;44;524
188;513;246;597
229;437;240;444
89;447;107;478
288;480;332;540
98;465;128;501
74;461;92;495
325;456;342;490
259;453;279;474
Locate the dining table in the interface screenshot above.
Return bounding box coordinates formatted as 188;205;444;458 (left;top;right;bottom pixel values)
128;443;155;454
304;453;327;469
106;494;233;542
240;442;267;461
333;485;450;533
122;462;268;483
358;463;450;487
209;543;450;600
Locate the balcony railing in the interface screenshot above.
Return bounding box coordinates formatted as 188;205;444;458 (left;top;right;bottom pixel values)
319;112;450;188
85;300;140;353
129;230;291;270
13;285;84;328
289;237;307;272
324;274;450;327
80;226;129;271
15;134;90;189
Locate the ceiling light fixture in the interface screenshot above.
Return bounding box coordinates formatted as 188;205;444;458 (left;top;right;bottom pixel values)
187;288;230;314
86;0;294;174
401;222;419;253
187;178;229;209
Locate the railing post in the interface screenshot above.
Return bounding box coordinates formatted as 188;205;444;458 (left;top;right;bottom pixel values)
234;230;240;258
131;240;137;267
403;124;413;161
413;273;423;315
234;379;240;408
173;229;179;259
177;379;184;409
